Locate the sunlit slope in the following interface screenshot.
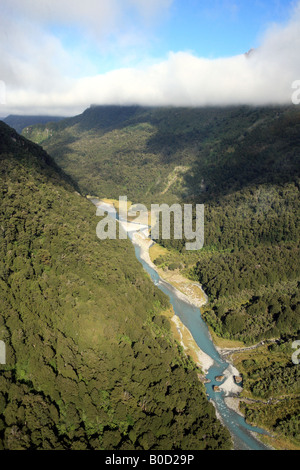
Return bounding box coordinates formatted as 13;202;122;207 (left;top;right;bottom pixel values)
23;104;300;343
24;105;299;205
3;115;65;134
0;121;231;450
22;104;300;448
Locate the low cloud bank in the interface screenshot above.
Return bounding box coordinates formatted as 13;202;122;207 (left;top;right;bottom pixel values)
1;1;300;115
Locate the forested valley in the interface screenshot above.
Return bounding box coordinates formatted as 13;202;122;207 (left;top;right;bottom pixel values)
0;121;232;450
16;104;300;448
24;104;300;345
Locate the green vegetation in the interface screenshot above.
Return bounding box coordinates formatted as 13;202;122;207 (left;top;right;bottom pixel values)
154;108;300;345
0;121;231;450
23;104;300;447
23;105;291;204
236;342;299;400
231;341;300;448
3;115;65;134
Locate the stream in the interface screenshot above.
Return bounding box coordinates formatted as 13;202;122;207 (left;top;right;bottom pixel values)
92;199;271;451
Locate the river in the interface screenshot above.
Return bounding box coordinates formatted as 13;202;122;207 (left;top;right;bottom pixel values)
92;199;271;451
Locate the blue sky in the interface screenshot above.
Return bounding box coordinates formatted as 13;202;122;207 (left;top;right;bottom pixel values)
1;0;300;115
47;0;296;74
161;0;294;57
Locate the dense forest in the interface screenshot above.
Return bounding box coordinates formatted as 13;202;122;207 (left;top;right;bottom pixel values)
27;104;300;343
22;105;299;204
153;107;300;345
0;121;231;450
23;104;300;447
3;115;65;134
232;340;300;449
23;106;300;445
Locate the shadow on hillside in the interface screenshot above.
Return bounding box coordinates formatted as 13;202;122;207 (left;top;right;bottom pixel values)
66;104;300;203
21;104;300;204
177;106;300;203
0;121;80;193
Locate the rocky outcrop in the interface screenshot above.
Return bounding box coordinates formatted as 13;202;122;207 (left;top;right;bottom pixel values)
234;376;243;385
215;375;225;382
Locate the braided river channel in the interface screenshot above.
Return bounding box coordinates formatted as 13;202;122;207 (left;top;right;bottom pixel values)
93;199;271;451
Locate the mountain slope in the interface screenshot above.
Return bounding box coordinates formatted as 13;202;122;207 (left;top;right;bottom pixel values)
23;105;300;205
23;104;300;344
24;105;300;448
0;121;231;450
3;115;65;134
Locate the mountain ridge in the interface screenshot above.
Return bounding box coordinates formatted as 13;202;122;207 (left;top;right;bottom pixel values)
3;115;65;134
0;121;232;450
22;104;300;204
22;104;300;448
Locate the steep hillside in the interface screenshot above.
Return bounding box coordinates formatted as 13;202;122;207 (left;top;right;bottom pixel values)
23;105;300;336
24;104;300;343
24;105;300;448
0;121;231;450
3;115;65;134
23;105;300;205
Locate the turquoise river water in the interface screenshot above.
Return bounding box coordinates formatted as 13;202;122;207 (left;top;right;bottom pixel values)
93;199;271;451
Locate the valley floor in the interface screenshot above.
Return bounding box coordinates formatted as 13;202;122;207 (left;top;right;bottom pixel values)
97;198;300;450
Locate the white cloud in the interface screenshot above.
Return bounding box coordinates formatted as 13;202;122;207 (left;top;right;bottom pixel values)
2;0;172;46
1;0;300;116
